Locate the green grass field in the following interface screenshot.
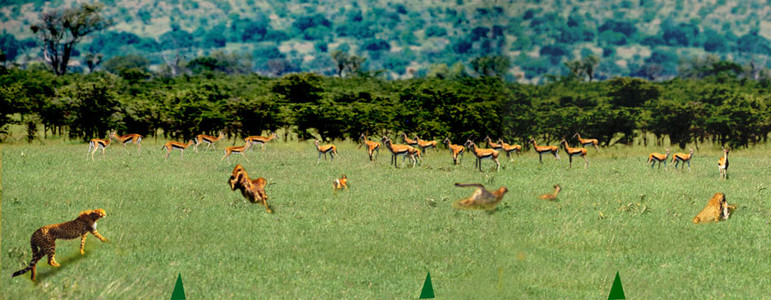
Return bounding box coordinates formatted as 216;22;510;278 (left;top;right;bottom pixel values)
1;137;770;298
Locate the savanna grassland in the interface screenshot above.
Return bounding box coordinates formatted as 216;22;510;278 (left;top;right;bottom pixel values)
1;137;770;298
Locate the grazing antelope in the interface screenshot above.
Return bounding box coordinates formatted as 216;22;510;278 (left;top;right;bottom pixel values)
314;140;338;164
381;136;417;168
529;138;560;163
228;164;271;213
442;137;465;165
672;148;694;171
220;143;252;163
692;192;736;224
162;140;194;161
452;183;508;210
464;140;500;172
497;138;522;158
573;133;599;151
333;175;348;191
561;139;588;168
401;132;418;147
358;133;381;161
539;184;561;200
718;147;729;180
111;131;143;155
194;131;225;152
87;134;112;161
484;135;503;150
244;132;278;151
415;135;438;154
647;148;670;170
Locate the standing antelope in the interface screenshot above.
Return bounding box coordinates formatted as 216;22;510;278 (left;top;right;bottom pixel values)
561;139;588;168
718;147;729;179
87;134;112;161
111;131;143;155
244;132;278;151
647;148;670;170
415;135;438;154
401;132;418;147
442;137;465;165
195;131;225;152
381;136;416;168
573;133;599;151
497;138;522;158
672;148;694;171
162;140;195;161
484;136;503;150
358;133;381;161
314;140;338;164
529;138;560;163
464;140;500;172
220;143;251;163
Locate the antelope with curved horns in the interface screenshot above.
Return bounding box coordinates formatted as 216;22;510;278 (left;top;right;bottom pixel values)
244;132;278;151
381;136;416;168
561;138;588;168
358;133;381;161
718;146;729;179
529;138;560;163
194;131;225;152
464;139;500;172
220;143;252;164
110;131;143;155
87;133;113;161
162;140;195;161
672;148;694;171
401;132;418;147
647;148;670;170
497;138;522;158
442;137;465;165
414;135;438;154
484;135;503;150
314;139;338;164
573;133;599;151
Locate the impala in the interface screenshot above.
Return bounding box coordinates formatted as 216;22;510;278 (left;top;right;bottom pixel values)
358;133;381;161
573;133;600;151
718;147;729;179
464;140;500;172
381;136;416;168
561;139;588;168
314;140;338;164
401;132;418;147
484;135;503;150
111;131;143;155
414;135;438;154
529;138;560;163
647;148;670;170
497;138;522;158
220;143;252;163
442;137;465;165
244;132;278;151
87;134;112;161
162;140;195;161
672;148;694;171
195;131;225;152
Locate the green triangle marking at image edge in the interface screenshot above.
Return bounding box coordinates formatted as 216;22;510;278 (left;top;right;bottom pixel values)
420;271;435;299
171;273;186;300
607;271;626;300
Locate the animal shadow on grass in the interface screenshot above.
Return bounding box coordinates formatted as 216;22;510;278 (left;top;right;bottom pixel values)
33;252;90;283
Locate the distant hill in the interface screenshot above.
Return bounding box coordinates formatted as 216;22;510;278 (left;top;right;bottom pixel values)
1;0;770;82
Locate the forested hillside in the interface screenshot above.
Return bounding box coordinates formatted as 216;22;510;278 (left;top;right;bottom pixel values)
2;0;771;82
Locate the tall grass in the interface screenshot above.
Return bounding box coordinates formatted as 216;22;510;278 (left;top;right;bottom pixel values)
1;138;770;298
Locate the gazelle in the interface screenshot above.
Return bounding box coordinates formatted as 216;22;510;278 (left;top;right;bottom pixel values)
220;143;251;163
539;184;561;200
561;139;588;168
647;148;670;170
358;133;381;161
497;138;522;158
718;147;729;179
415;135;438;154
442;137;465;165
333;175;348;191
464;140;500;172
381;136;416;168
111;131;143;155
87;134;112;161
529;138;560;163
401;132;418;147
573;133;599;151
484;135;503;150
195;131;225;152
244;132;278;151
672;148;694;171
314;139;338;164
162;140;194;161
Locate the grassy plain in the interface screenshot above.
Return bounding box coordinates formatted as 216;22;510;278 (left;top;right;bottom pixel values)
1;137;770;298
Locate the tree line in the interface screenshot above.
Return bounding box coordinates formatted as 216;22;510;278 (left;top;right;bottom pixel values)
1;66;769;149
